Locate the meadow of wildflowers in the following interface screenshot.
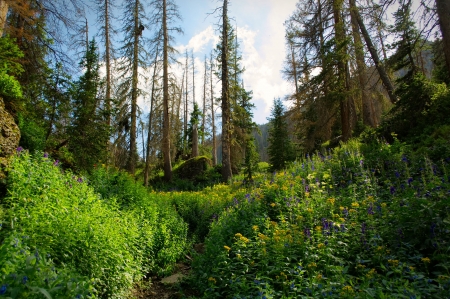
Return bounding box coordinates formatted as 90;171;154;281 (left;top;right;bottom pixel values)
191;139;450;298
1;138;449;299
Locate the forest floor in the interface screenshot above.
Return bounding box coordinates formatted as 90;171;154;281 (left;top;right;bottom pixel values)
130;244;204;299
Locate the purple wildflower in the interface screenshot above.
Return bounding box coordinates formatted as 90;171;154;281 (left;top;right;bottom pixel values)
53;160;59;166
16;146;23;153
43;152;48;158
390;186;396;195
77;177;83;183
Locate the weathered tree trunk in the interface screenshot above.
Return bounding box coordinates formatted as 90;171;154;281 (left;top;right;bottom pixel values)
202;55;207;145
127;0;139;175
221;0;232;181
436;0;450;75
184;50;189;151
0;0;8;36
104;0;112;128
144;46;159;187
349;0;378;127
192;50;195;108
192;123;198;157
333;0;351;141
290;42;299;95
162;0;172;181
210;52;217;166
353;3;396;104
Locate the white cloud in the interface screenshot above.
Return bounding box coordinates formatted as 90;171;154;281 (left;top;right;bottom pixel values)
176;25;218;54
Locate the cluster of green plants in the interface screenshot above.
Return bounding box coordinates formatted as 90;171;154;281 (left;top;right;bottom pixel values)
0;232;94;298
190;139;450;298
0;150;187;298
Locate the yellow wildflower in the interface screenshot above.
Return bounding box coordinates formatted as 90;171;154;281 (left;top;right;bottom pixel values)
316;274;322;280
339;206;345;211
327;198;335;205
208;277;216;284
317;243;325;249
349;209;357;213
258;233;268;240
224;245;231;251
307;208;313;213
381;203;387;208
409;266;415;271
270;202;276;207
236;254;242;259
307;262;317;268
252;225;259;231
356;264;366;270
342;286;354;294
351;202;359;208
235;233;243;238
366;268;377;278
388;259;399;267
315;226;322;231
240;236;249;243
421;257;430;263
305;192;310;197
339;218;346;223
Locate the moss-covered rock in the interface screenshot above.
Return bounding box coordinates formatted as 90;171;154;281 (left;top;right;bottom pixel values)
174;156;212;181
0;97;20;180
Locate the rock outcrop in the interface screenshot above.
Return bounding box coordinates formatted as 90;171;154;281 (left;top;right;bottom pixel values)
0;96;20;180
174;156;212;181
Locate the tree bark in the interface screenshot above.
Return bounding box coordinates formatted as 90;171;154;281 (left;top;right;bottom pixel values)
192;123;198;157
144;46;159;187
221;0;232;181
349;0;378;127
436;0;450;75
202;55;207;145
353;3;396;104
162;0;172;181
210;52;217;166
127;0;139;175
0;0;8;36
184;50;189;151
104;0;112;128
333;0;351;141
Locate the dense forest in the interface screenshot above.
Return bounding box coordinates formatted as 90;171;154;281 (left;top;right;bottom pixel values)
1;0;450;298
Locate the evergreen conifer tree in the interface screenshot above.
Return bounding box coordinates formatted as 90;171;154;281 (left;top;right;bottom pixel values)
267;98;294;171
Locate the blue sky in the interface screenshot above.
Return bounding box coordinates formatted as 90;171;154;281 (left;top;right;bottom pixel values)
172;0;299;124
87;0;299;125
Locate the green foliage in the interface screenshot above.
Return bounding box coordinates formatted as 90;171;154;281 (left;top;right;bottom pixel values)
0;70;22;99
267;99;295;171
68;39;109;172
17;114;46;153
381;73;450;144
191;139;450;298
1;151;187;298
0;233;95;299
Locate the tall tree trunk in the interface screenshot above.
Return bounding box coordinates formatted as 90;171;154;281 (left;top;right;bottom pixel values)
144;46;159;187
162;0;172;181
290;42;299;95
127;0;139;174
349;0;377;127
353;3;397;104
333;0;351;141
202;55;207;145
436;0;450;75
184;50;189;151
210;52;217;166
221;0;232;181
192;123;198;157
104;0;112;128
192;50;195;108
0;0;8;36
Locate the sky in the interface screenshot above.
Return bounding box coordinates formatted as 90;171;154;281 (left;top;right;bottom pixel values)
171;0;299;125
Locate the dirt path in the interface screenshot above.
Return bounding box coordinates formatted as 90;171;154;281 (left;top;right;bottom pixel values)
130;244;204;299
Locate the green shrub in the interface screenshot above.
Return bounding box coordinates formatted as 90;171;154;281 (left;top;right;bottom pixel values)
0;232;95;298
2;151;141;298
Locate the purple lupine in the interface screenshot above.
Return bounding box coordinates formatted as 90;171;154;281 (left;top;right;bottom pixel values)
16;146;23;153
367;204;374;215
407;177;413;186
390;186;396;195
43;152;48;158
53;160;59;166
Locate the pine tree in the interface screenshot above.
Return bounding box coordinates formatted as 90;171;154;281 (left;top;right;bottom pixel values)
267;98;294;171
69;39;109;171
